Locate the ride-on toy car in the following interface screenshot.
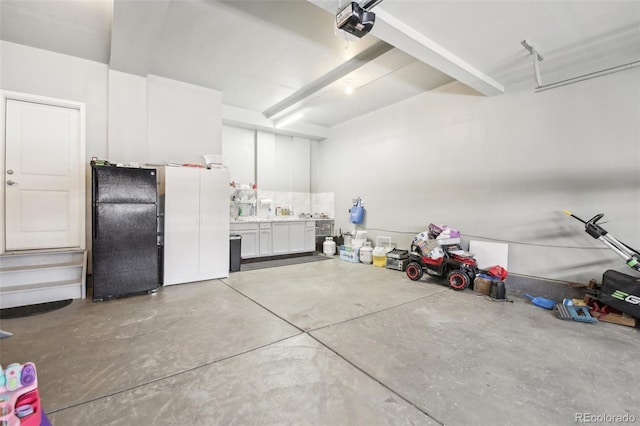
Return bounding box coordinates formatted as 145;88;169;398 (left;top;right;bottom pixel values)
405;243;479;290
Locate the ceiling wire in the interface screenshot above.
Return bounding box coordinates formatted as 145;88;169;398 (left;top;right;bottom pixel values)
343;31;351;49
522;40;640;93
535;60;640;93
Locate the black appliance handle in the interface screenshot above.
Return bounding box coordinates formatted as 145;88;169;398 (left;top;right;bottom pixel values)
92;165;98;240
93;207;98;240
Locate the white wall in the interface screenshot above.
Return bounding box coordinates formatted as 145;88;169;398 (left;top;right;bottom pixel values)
314;70;640;283
1;41;108;159
108;70;148;163
222;125;255;184
147;75;222;165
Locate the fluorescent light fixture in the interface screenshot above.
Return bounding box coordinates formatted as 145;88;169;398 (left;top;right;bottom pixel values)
274;112;304;128
345;79;354;95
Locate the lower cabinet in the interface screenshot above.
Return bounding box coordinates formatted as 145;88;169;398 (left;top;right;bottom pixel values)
230;223;259;259
305;221;316;251
232;220;316;258
271;222;290;255
259;223;272;256
273;221;315;255
289;222;306;253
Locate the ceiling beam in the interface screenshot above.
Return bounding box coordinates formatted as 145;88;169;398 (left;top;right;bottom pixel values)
308;0;504;96
223;105;329;141
373;8;503;96
262;41;394;119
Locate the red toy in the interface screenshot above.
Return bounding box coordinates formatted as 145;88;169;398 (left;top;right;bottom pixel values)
406;225;479;290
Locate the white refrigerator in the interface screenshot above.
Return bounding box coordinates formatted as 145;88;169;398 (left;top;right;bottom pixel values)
160;166;230;286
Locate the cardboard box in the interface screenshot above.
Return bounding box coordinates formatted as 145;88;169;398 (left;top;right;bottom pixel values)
339;245;360;263
437;237;461;246
473;277;491;295
590;311;637;327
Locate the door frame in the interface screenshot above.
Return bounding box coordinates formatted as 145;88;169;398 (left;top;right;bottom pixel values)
1;90;87;254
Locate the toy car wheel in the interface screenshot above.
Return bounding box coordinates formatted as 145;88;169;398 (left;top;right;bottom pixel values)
447;270;469;290
406;262;424;281
466;270;476;283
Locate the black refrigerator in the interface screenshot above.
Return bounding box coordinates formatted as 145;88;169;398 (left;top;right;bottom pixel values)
91;165;159;301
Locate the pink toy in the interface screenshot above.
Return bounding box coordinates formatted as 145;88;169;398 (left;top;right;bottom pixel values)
0;362;41;426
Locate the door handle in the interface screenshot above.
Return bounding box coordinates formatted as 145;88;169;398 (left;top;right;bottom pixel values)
6;180;17;186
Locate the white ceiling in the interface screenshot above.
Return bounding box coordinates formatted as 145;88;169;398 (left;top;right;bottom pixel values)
1;0;639;128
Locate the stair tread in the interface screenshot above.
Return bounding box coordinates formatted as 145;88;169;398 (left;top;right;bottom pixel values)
1;249;84;256
0;260;84;273
0;279;82;293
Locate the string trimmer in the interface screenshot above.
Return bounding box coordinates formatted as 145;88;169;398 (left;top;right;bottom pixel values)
564;211;640;320
563;210;640;272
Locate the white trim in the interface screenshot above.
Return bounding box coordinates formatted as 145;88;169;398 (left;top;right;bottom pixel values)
1;90;87;255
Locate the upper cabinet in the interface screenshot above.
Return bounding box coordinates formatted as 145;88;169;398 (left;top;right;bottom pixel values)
257;131;310;193
222;125;255;184
222;126;311;194
256;131;311;192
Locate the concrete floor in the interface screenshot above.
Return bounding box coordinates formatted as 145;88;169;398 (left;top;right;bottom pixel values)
1;257;639;425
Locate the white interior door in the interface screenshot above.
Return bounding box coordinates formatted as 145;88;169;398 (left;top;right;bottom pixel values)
4;98;83;251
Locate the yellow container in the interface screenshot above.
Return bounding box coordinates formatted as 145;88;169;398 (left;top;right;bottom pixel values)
372;236;391;267
372;246;387;267
372;255;386;267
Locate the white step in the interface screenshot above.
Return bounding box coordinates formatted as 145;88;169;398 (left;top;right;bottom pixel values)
0;250;84;268
0;250;86;309
0;280;83;309
0;261;83;286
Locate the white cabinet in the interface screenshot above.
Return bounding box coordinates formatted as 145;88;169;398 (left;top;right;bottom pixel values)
289;222;306;252
230;223;259;259
230;219;316;259
259;223;272;256
163;167;230;285
305;221;316;251
271;220;315;255
272;222;290;255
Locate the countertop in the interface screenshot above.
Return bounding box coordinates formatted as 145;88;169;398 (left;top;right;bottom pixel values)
230;216;333;223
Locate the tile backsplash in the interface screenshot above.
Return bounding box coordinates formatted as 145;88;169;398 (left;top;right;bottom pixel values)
255;191;334;218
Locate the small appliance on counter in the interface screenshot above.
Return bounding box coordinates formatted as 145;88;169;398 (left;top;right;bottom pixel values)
386;249;410;271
